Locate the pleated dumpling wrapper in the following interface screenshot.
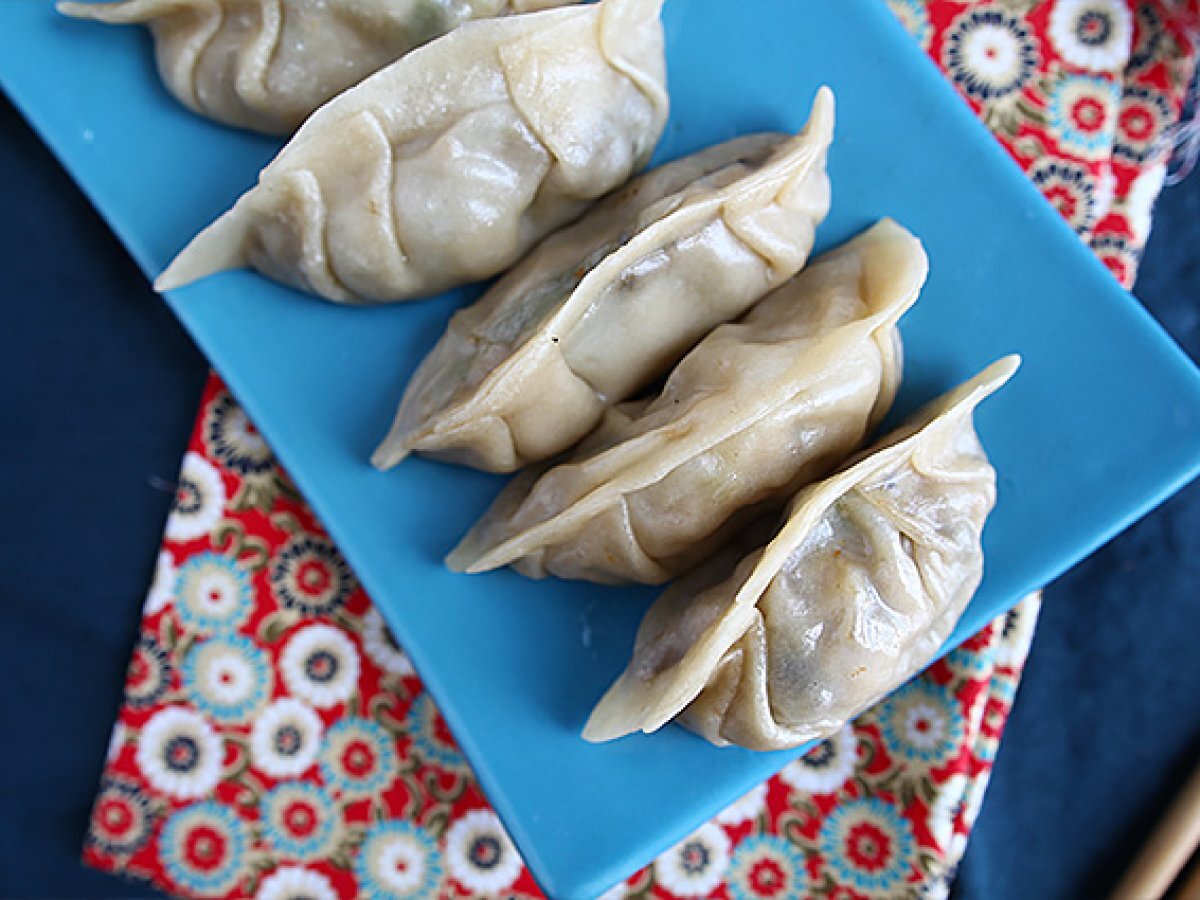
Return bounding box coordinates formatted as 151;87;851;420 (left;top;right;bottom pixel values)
373;89;835;473
154;0;669;303
446;219;926;585
58;0;581;136
583;356;1020;750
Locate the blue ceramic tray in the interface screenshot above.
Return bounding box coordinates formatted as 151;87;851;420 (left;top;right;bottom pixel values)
4;2;1200;896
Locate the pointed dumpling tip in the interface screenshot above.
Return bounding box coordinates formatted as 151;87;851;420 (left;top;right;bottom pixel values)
369;440;412;472
57;0;162;23
56;1;109;19
443;542;477;574
991;354;1022;382
970;355;1022;399
154;211;248;293
805;86;835;141
582;676;641;744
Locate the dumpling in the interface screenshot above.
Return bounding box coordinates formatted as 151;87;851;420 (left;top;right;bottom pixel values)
59;0;581;136
583;356;1020;750
373;88;835;472
447;219;926;585
154;0;669;303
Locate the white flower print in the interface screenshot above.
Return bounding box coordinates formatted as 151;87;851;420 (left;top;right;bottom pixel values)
250;698;323;779
1123;163;1167;244
444;809;523;895
653;822;731;898
136;707;223;800
929;773;970;854
1094;166;1117;222
165;451;225;542
256;866;338;900
105;722;126;764
362;608;414;678
995;597;1042;669
779;725;856;795
280;624;361;709
1049;0;1132;73
144;549;177;616
595;881;630;900
714;782;767;826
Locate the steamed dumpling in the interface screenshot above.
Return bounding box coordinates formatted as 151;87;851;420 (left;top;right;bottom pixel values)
584;357;1020;750
374;89;835;472
155;0;669;303
447;219;925;584
58;0;581;136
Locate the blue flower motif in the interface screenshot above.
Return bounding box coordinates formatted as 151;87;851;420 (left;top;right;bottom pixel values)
261;783;339;859
887;0;931;50
406;694;465;769
181;634;271;723
354;820;443;899
944;643;993;678
992;669;1019;705
878;680;964;765
320;718;398;798
174;552;252;634
1048;73;1121;158
727;834;807;900
160;801;249;896
819;797;914;893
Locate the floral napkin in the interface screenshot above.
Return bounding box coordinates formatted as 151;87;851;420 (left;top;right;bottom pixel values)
82;1;1199;898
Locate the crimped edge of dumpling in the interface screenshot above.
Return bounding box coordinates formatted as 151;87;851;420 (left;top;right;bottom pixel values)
583;355;1020;743
385;90;836;471
450;217;926;577
372;132;789;471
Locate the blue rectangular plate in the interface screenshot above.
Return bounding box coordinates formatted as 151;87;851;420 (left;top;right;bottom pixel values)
5;2;1200;896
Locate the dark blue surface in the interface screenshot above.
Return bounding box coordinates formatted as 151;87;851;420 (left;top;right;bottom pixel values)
954;174;1200;899
17;5;1200;895
1;78;1198;900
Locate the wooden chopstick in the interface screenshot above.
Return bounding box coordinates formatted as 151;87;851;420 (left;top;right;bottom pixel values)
1110;758;1200;899
1175;855;1200;900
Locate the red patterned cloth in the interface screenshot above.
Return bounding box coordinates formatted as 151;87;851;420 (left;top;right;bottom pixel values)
83;2;1199;898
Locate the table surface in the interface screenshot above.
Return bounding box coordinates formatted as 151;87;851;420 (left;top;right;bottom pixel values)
0;90;1198;899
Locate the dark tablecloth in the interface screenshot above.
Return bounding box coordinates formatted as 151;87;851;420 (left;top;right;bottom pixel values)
0;93;1197;898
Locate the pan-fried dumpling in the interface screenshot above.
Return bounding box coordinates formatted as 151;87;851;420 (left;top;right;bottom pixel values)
154;0;669;303
373;89;835;472
447;219;925;584
58;0;581;136
583;356;1020;750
